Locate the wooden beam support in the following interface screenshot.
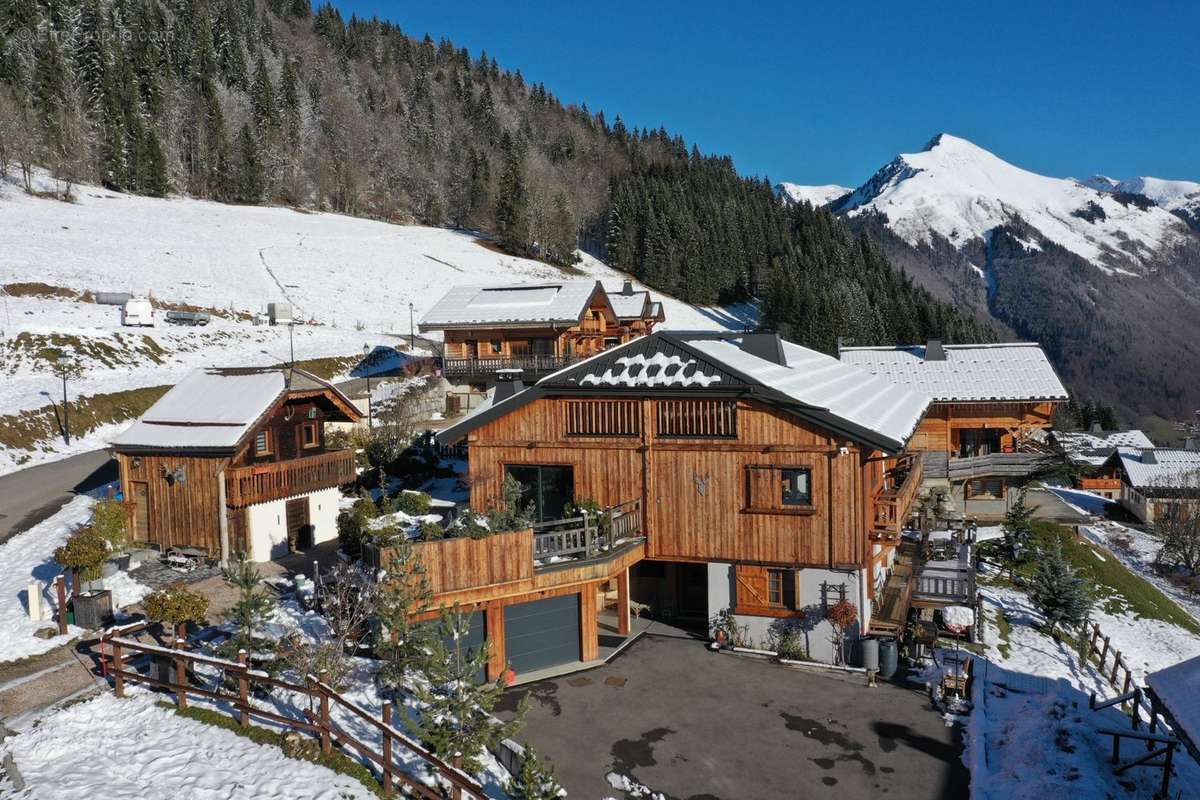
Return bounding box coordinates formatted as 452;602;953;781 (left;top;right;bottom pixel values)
616;568;631;636
580;585;599;663
485;603;506;683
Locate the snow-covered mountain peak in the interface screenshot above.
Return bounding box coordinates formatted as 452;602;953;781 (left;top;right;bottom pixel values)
826;134;1189;274
775;182;851;207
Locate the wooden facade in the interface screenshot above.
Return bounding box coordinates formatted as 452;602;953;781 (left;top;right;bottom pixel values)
114;380;360;559
907;401;1057;455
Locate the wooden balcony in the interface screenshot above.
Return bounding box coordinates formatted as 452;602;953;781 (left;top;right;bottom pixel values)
533;499;643;563
871;451;923;541
442;354;579;381
1078;477;1122;491
947;452;1050;481
225;449;357;507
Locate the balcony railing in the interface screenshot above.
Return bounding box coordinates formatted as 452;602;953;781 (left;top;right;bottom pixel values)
225;449;357;507
872;452;923;540
947;452;1051;481
532;499;643;563
442;354;579;380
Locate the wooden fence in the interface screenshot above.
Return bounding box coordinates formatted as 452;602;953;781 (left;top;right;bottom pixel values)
1086;622;1150;714
101;632;484;799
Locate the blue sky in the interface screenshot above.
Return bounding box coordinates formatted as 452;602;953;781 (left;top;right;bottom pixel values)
332;1;1199;187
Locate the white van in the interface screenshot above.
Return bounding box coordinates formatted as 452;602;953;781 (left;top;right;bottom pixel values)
121;297;155;327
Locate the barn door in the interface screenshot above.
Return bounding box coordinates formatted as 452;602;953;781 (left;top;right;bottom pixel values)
131;482;150;541
285;497;310;552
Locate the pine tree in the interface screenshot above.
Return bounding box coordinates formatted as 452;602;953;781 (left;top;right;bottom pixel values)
222;553;276;647
409;607;527;776
375;535;434;690
494;132;528;255
506;746;564;800
1028;540;1091;637
139;126;168;196
1001;490;1035;576
235;122;263;202
249;54;277;133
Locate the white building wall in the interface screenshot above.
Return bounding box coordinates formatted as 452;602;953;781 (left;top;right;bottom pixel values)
247;486;341;562
706;562;865;665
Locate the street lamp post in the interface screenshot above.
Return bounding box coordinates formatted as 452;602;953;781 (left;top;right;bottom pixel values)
408;302;415;350
362;343;373;431
57;355;71;445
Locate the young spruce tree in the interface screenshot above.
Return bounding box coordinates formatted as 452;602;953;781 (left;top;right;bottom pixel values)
1028;540;1091;638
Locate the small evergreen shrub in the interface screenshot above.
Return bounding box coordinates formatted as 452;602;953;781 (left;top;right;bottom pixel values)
396;490;432;516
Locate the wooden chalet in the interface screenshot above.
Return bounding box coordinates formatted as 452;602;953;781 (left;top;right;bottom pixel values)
431;331;934;674
1102;447;1200;523
419;279;663;385
1050;428;1155;500
841;340;1068;516
111;367;361;562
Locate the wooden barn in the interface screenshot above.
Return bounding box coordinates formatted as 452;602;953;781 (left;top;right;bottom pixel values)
419;279;664;386
433;331;933;670
111;367;361;562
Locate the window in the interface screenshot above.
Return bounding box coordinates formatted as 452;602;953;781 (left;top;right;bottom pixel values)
564;400;641;437
254;430;272;456
746;465;815;514
300;421;319;449
490;340;502;355
734;565;798;615
767;569;796;607
656;400;737;438
504;465;575;522
781;468;812;506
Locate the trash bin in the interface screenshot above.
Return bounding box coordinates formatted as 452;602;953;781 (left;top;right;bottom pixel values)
861;637;880;672
879;637;899;679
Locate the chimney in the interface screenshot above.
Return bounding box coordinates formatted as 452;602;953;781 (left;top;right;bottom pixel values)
924;339;946;362
622;279;634;296
1142;449;1157;465
739;332;786;365
493;369;525;403
1186;436;1199;452
1090;421;1104;434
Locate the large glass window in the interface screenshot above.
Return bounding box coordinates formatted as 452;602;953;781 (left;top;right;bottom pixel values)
780;469;812;506
504;465;575;522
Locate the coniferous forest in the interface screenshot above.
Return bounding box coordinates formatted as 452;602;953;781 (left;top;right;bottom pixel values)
0;0;993;352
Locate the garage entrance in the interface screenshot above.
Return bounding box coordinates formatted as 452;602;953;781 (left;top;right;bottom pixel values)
504;594;581;674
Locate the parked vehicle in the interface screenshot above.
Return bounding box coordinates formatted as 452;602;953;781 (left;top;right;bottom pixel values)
164;310;211;326
121;297;154;326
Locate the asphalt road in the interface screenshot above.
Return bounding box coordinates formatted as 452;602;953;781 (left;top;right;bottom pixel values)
0;449;116;544
497;634;969;800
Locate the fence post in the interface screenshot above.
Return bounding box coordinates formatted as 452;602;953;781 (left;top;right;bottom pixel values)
238;650;250;728
174;638;188;710
1100;636;1111;669
1110;652;1122;687
1089;623;1100;654
1161;741;1175;798
112;640;124;698
452;755;464;800
55;576;68;635
318;670;331;755
1121;669;1132;704
381;701;393;797
1132;688;1141;731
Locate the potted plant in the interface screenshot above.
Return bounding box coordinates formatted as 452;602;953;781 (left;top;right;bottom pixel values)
53;526;113;629
144;583;210;641
91;499;132;570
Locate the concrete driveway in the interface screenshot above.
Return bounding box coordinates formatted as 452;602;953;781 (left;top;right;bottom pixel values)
497;633;968;799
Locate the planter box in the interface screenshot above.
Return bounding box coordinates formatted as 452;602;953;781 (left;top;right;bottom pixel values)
72;590;114;630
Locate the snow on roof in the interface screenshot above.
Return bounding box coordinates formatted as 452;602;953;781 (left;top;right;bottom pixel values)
839;342;1068;402
112;367;352;451
607;289;651;319
418;280;602;328
1148;654;1200;752
1055;429;1154;464
1115;448;1200;491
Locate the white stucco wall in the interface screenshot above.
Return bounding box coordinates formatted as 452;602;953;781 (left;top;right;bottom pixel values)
707;562;865;665
246;486;341;562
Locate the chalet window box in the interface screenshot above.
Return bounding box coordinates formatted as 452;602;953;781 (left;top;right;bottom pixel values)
740;506;817;517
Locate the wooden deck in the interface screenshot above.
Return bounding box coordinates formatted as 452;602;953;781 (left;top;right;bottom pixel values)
225;449;357;507
871;537;975;637
871;540;920;637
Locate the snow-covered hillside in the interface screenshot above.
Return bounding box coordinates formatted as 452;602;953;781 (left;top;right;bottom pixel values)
788;133;1191;275
1084;174;1200;210
774;182;850;207
0;176;746;473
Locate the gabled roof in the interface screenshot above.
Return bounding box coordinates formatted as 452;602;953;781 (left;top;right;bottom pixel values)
606;288;652;320
418;280;607;330
1053;429;1154;465
438;331;932;454
112;367;359;452
1111;448;1200;491
1147;655;1200;756
839;342;1068;402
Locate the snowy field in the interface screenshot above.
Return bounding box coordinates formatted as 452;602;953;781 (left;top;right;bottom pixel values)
0;692;376;800
0;495;150;664
0;175;747;474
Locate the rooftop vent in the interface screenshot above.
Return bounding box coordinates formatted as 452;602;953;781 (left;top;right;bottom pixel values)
622;279;634;296
493;369;525;403
1142;449;1157;465
924;339;946;362
739;332;786;366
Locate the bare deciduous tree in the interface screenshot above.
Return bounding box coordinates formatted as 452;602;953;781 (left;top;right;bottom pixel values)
1154;477;1200;575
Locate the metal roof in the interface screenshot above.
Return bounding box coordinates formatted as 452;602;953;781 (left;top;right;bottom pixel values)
1053;429;1154;465
438;331;932;454
1114;448;1200;491
112;367;358;451
418;280;603;329
607;289;652;320
839;342;1069;402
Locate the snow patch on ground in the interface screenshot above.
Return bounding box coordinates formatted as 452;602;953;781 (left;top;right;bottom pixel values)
1083;520;1200;625
0;692;376;799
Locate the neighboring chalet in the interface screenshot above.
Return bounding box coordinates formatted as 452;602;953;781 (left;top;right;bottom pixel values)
840;341;1068;517
419;279;663;385
433;331;934;669
111;367;361;562
1102;447;1200;524
1051;427;1155;499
